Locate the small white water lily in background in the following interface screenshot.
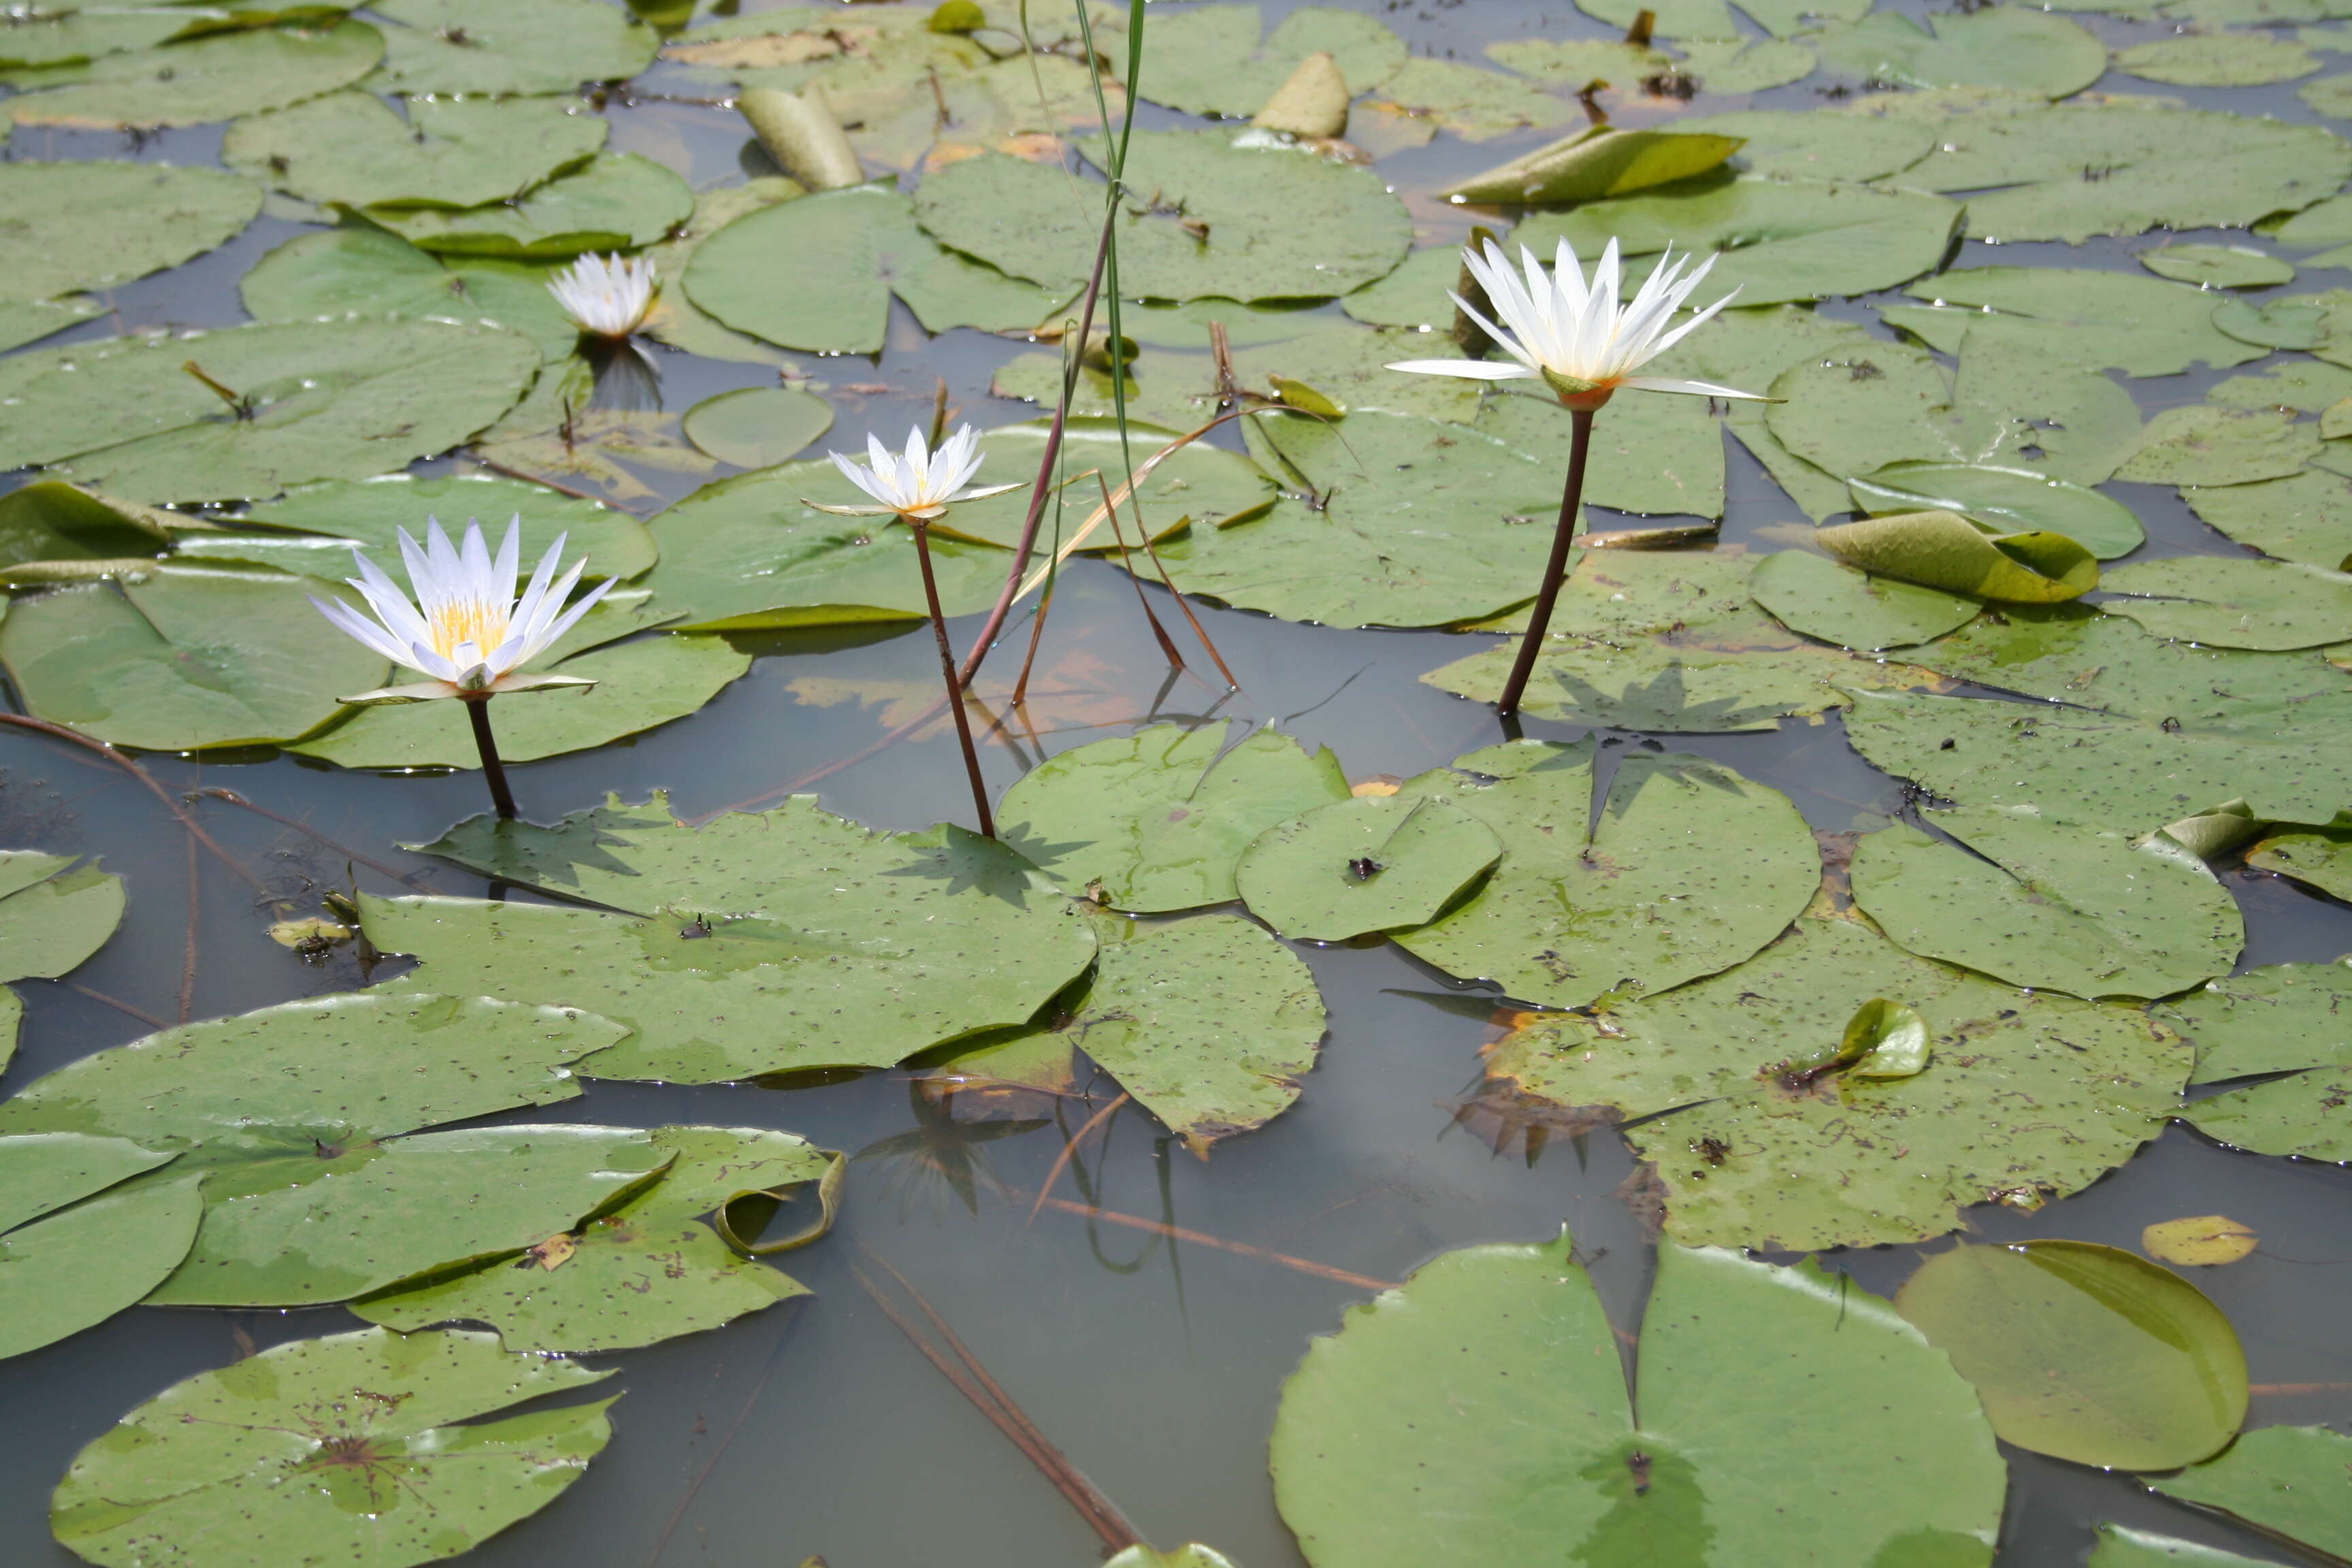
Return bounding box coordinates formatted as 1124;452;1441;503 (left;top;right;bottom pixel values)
1388;238;1765;718
1389;238;1763;410
547;252;659;340
809;425;1023;522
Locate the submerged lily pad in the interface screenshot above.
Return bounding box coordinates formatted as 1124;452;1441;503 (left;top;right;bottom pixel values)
0;566;390;751
2117;33;2319;84
1896;1241;2247;1470
1271;1231;2005;1567
0;319;538;504
0;162;261;305
368;154;691;261
1392;739;1818;1009
687;184;1066;355
2100;557;2352;650
1488;910;2189;1248
1848;461;2145;559
914;133;1413;302
223;92;607;210
1884;267;2266;377
355;1125;834;1352
997;723;1349;912
365;0;657;93
1814;6;2108;95
1237;794;1502;941
370;793;1100;1083
51;1327;615;1568
1132;4;1405;117
1750;549;1979;651
2146;1426;2352;1559
0;1132;199;1360
6;19;384;129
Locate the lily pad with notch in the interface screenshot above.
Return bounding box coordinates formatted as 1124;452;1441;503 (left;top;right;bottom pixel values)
1882;267;2266;378
1676;108;1938;182
0;1132;200;1360
1237;794;1503;941
1750;549;1979;651
366;154;693;261
1812;5;2108;95
223;91;607;210
2099;556;2352;650
2115;406;2321;488
0;849;126;1071
238;226;580;361
681;387;834;470
2140;244;2296;289
2117;32;2320;84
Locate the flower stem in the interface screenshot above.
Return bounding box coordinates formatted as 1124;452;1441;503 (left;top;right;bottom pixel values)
463;696;519;821
911;521;996;838
1496;407;1597;719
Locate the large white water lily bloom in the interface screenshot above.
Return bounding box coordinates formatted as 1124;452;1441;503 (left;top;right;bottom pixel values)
808;425;1024;522
310;517;616;705
1388;238;1765;409
547;252;658;340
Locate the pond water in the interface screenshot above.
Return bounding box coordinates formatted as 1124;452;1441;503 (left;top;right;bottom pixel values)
3;0;2351;1563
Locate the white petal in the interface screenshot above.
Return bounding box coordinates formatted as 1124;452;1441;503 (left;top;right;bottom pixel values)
1615;375;1773;399
948;480;1024;502
1385;359;1539;380
308;595;411;667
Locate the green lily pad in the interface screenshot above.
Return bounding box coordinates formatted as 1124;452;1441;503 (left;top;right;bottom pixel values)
354;1125;834;1352
1392;738;1818;1009
0;161;261;304
2118;32;2320;84
216;472;656;584
239;227;579;361
287;633;751;769
1271;1230;2005;1567
1884;267;2266;377
223;91;607;210
365;0;657;94
0;566;391;751
371;793;1100;1082
1132;3;1404;116
2209;359;2352;416
2116;406;2321;488
2212;296;2329;351
634;461;1008;629
1368;58;1575;143
1516;175;1961;308
1896;1241;2247;1470
2087;1525;2272;1568
1848;461;2145;559
1480;387;1727;520
0;1131;195;1359
1677;108;1937;182
1439;125;1744;206
915;132;1412;303
1750;550;1979;651
1341;245;1469;330
637;179;804;365
0;9;191;71
367;153;691;261
934;419;1279;552
2163;961;2352;1083
1488;910;2187;1247
1767;338;2144;490
2247;827;2352;900
681;387;834;470
0;480;169;580
1573;0;1737;39
1235;794;1502;942
2141;244;2297;288
1483;38;1671;85
685;184;1067;355
0;851;126;990
2147;1425;2352;1558
2099;557;2352;650
1817;510;2100;603
2183;1065;2352;1158
1814;6;2107;95
1851;811;2242;1000
1669;36;1818;92
1901;103;2352;243
996;723;1349;912
1647;303;1880;521
0;319;538;504
2303;71;2352;114
0;299;101;355
7;19;382;129
50;1326;615;1568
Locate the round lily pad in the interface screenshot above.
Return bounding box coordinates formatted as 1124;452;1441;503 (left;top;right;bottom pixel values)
2099;556;2352;650
2117;33;2320;86
223;91;608;210
1129;3;1405;117
2140;244;2296;289
1678;108;1938;182
2212;295;2329;350
0;162;261;304
1750;549;1978;651
1848;461;2145;559
366;0;657;94
2115;406;2321;487
214;472;657;585
239;227;580;361
1895;1241;2248;1470
681;386;834;469
0;1132;199;1361
368;154;693;261
51;1327;617;1568
1236;794;1502;941
1885;266;2264;378
1812;6;2108;96
7;20;385;129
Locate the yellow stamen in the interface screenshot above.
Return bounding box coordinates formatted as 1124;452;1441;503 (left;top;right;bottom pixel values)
429;598;508;660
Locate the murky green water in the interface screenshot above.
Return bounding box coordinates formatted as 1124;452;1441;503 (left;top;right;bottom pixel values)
4;0;2351;1562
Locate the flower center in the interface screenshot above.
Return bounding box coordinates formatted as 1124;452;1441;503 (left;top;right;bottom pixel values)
428;597;508;660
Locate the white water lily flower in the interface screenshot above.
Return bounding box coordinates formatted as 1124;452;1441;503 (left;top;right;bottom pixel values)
547;252;658;340
808;425;1023;522
310;517;616;705
1388;238;1765;409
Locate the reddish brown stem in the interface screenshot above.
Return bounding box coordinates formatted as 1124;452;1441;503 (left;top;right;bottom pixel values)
1027;1194;1399;1292
1026;1092;1129;1226
192;789;427;887
0;713;261;890
911;522;996;838
1496;408;1597;719
461;697;519;821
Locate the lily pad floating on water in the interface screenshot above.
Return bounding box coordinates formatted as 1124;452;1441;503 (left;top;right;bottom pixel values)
1666;35;1819;93
365;0;657;93
2246;825;2352;902
633;179;803;365
0;319;539;505
996;723;1348;913
223;91;608;210
1816;510;2100;603
372;792;1100;1083
1883;266;2266;378
2099;557;2352;650
1438;125;1744;206
1130;3;1405;117
0;162;261;306
355;1125;837;1352
685;184;1068;355
1852;810;2243;1000
1749;549;1979;651
1271;1230;2006;1568
1390;738;1819;1010
2139;244;2296;289
238;227;580;361
50;1326;616;1568
2140;1215;2260;1267
208;472;657;585
1813;5;2108;95
367;153;693;261
2087;1526;2273;1568
914;132;1413;302
0;851;125;1069
1236;794;1502;942
2116;406;2321;488
1676;108;1936;182
1489;909;2189;1248
681;387;834;470
0;1132;200;1360
934;418;1281;551
2146;1425;2352;1559
5;18;383;129
2117;32;2321;84
0;566;391;751
2162;960;2352;1083
1847;461;2145;559
1365;58;1575;144
0;483;174;583
1896;1241;2248;1471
